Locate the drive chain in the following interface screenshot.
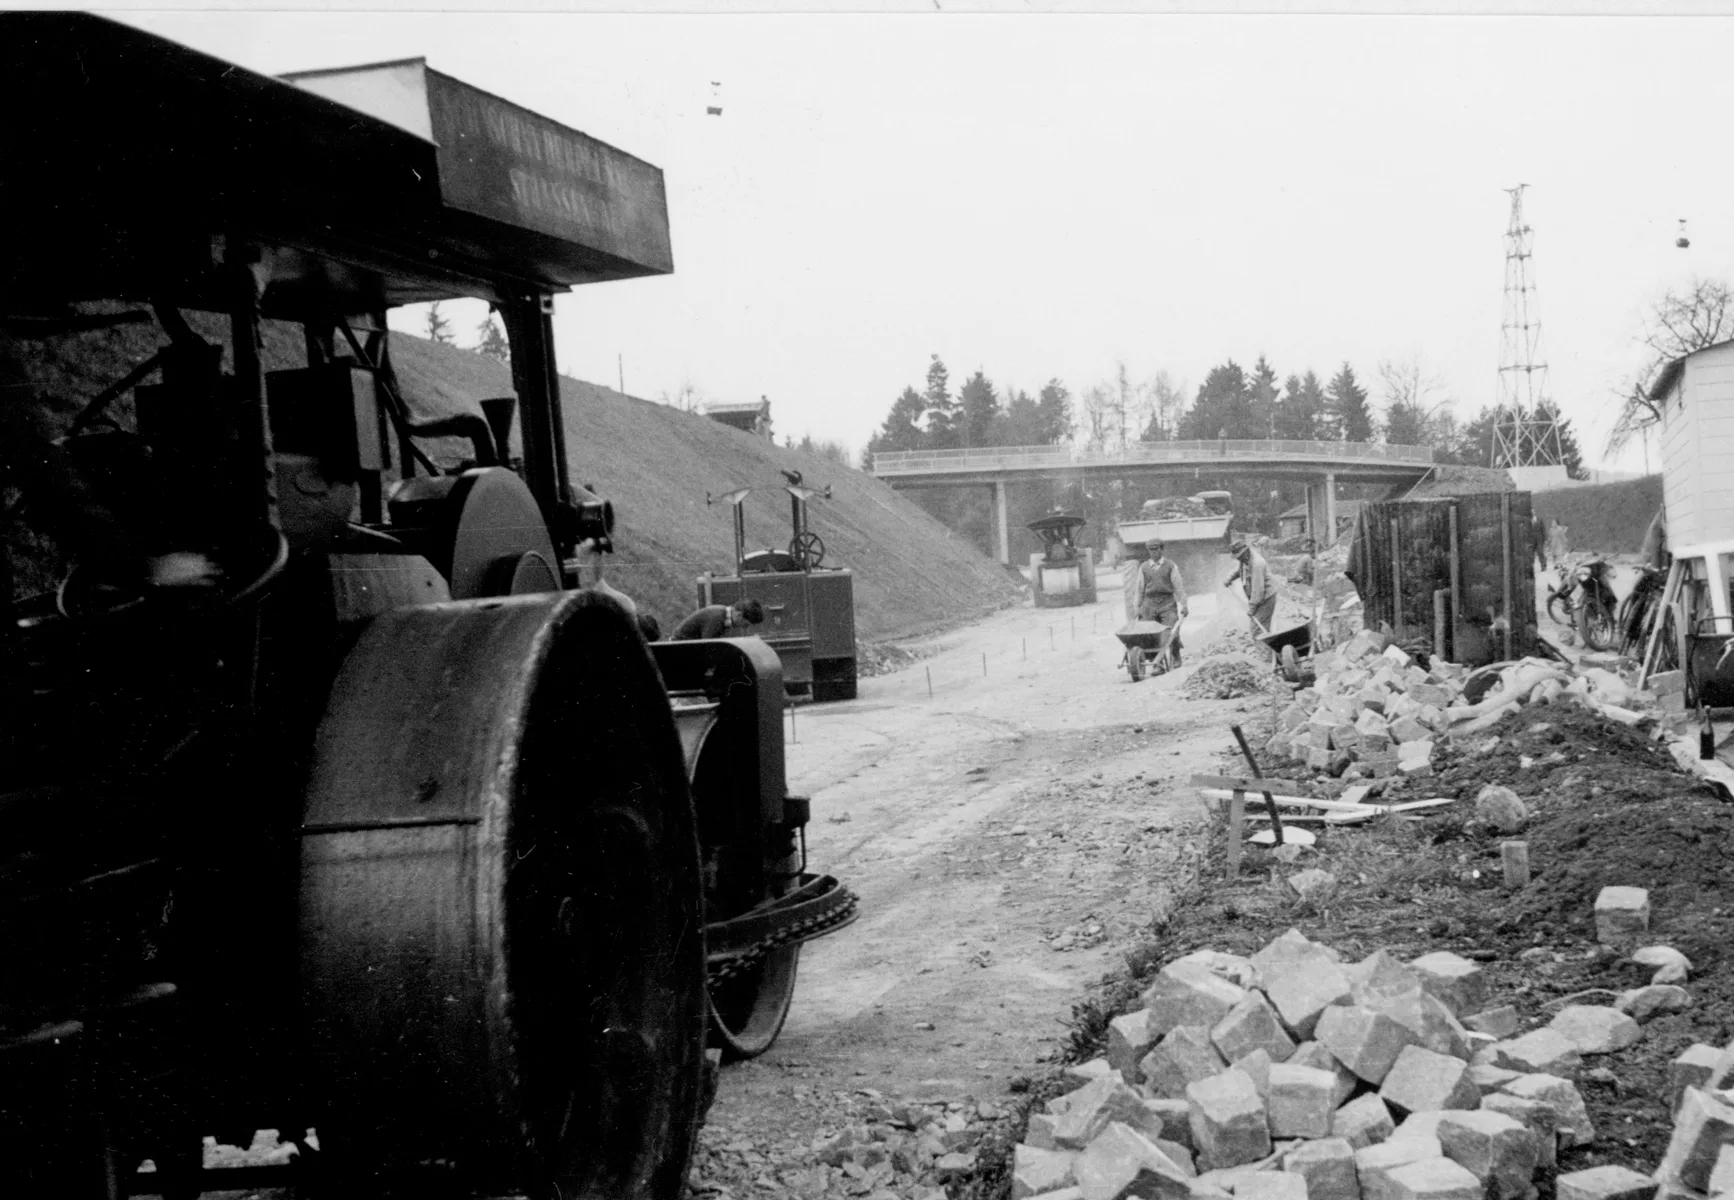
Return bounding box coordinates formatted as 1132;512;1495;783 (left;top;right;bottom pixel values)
706;886;858;986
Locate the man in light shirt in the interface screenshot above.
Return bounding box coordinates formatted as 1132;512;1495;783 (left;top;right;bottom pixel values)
1225;538;1278;637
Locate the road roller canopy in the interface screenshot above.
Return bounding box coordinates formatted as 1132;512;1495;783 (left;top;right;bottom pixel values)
0;13;673;316
1026;512;1087;539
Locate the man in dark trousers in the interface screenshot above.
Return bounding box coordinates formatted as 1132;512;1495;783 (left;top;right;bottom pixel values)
670;598;766;640
1225;538;1278;637
1137;539;1187;665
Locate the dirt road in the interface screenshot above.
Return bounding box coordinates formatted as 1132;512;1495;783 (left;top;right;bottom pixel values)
696;568;1277;1182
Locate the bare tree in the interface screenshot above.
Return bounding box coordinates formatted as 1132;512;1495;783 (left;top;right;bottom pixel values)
425;301;454;345
1141;371;1187;441
658;381;706;412
1378;355;1454;447
1076;383;1115;451
1610;278;1734;453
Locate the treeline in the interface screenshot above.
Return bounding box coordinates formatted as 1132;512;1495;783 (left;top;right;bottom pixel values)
866;353;1588;476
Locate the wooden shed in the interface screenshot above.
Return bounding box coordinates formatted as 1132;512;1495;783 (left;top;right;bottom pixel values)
1653;340;1734;548
1347;493;1540;667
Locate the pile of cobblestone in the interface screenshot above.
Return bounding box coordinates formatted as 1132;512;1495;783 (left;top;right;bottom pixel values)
1008;927;1664;1200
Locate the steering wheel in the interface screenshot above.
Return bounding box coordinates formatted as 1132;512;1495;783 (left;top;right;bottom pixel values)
788;531;826;571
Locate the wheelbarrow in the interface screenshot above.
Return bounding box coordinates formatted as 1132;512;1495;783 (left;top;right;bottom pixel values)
1115;620;1175;682
1258;621;1316;685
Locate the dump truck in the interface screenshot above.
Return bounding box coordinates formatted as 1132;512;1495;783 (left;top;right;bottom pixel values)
0;15;852;1198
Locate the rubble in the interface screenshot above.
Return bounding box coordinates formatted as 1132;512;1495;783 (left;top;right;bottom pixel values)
1593;886;1652;946
1012;929;1645;1200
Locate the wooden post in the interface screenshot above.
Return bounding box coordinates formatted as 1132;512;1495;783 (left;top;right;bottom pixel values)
1501;840;1530;888
1638;559;1684;686
1433;589;1448;662
1390;518;1403;638
1226;789;1246;877
1448;504;1462;663
1500;493;1514;661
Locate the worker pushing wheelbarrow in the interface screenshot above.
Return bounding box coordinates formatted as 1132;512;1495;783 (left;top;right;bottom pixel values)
1116;619;1177;681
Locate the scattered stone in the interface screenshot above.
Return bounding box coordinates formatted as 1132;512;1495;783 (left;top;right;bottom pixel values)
1157;1140;1198;1178
1656;1087;1734;1193
1344;951;1423;1012
1288;870;1338;904
1253;930;1343;980
1171;950;1263;991
1110;1011;1163;1082
1014;1144;1081;1200
1236;1174;1308;1200
1379;1044;1481;1115
1467;1064;1521;1094
1709;1144;1734;1197
1593;887;1652;946
1381;1156;1483;1200
1265;963;1354;1041
1391;1113;1449;1145
1499;1073;1595;1147
1553;1164;1661;1200
1145;1027;1230;1100
1547;1005;1642;1055
1478;1093;1557;1170
1289;1042;1358;1107
1143;1099;1194;1151
1316;1005;1419;1084
937;1151;979;1178
1371;991;1471;1061
1461;1008;1519;1039
1407;953;1486;1018
1473;785;1527;833
1434;1110;1537;1200
1073;1122;1191;1200
1147;963;1249;1037
1029;1114;1063;1149
1267;1063;1339;1139
1669;1044;1724;1112
1352;1136;1440;1200
1332;1093;1396;1150
1067;1059;1118;1087
1187;1070;1274;1172
1214;992;1299;1065
1281;1137;1359;1200
1053;1076;1154;1150
1616;984;1692;1023
1633;946;1692;985
1487;1028;1582;1076
1232;1049;1274;1098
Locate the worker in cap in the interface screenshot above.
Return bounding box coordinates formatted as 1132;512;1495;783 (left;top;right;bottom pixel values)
1225;537;1278;638
670;597;766;641
1136;538;1187;666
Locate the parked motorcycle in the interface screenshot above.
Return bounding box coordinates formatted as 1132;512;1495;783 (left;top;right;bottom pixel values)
1546;558;1618;652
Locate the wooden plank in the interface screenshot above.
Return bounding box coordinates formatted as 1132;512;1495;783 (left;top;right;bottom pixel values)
1433;589;1448;661
1638;559;1684;687
1390;517;1404;637
1448;503;1462;662
1197;788;1459;816
1190;773;1298;792
1225;789;1245;877
1500;492;1514;662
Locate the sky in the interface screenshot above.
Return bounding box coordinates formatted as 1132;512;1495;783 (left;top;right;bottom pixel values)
112;8;1734;471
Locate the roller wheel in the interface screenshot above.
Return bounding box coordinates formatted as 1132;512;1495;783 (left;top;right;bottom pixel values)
708;946;801;1061
1281;644;1300;682
1127;647;1145;682
788;531;825;570
299;591;705;1200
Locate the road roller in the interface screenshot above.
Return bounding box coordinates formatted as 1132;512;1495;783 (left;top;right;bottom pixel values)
0;14;853;1198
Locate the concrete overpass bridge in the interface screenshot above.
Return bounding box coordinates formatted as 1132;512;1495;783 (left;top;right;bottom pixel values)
871;439;1436;563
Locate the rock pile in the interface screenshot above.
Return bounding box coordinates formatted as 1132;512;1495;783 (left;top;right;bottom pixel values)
1185;660;1275;702
1261;630;1653;781
1012;929;1629;1200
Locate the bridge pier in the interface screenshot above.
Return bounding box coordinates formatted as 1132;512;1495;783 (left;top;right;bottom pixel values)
992;480;1010;564
1306;472;1339;548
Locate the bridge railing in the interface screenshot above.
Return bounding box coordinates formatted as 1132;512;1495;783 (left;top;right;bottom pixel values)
872;439;1435;475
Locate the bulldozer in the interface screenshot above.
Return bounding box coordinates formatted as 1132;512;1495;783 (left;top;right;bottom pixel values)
0;14;853;1198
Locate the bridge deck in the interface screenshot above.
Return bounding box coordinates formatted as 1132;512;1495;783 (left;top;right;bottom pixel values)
873;439;1434;485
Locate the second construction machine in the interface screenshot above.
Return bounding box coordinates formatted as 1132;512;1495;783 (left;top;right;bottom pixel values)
0;15;854;1199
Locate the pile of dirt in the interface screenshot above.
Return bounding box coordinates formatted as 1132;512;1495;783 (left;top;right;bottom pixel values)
9;315;1019;639
1182;658;1275;701
857;640;934;679
1052;697;1734;1195
1402;464;1516;499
